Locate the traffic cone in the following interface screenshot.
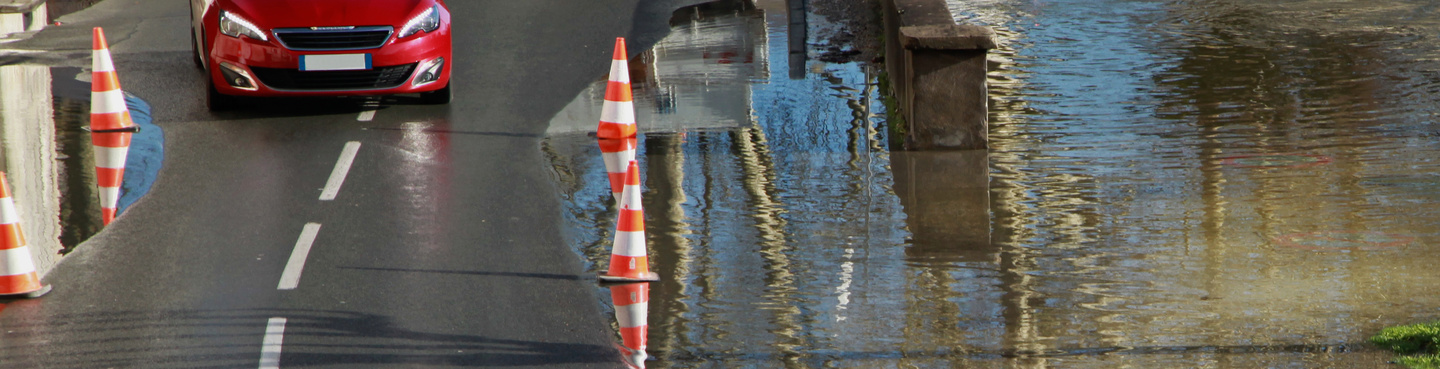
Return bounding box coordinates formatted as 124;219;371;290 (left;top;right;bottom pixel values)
599;161;658;283
598;137;637;202
0;173;51;299
90;27;138;226
609;282;649;368
596;37;637;139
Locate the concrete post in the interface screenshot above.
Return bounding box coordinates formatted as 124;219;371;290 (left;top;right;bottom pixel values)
882;0;996;150
0;0;46;36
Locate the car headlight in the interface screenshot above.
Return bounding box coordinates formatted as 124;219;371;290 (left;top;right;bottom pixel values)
219;10;268;41
397;5;440;38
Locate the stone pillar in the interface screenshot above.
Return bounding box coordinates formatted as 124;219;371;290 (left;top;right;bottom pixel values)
0;0;46;36
882;0;996;150
902;25;992;150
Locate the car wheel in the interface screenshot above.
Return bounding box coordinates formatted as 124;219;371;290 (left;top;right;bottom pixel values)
190;0;205;70
191;29;204;70
419;83;451;105
207;79;238;111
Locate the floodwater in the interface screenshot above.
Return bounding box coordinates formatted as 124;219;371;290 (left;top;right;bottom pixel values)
0;65;161;257
51;67;163;250
547;0;1440;367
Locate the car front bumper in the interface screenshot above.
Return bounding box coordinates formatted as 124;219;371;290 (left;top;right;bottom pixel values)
207;26;451;97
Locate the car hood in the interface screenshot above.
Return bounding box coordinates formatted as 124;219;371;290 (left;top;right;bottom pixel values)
226;0;430;28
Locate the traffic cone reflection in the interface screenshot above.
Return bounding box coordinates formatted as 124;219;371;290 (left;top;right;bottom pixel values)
90;27;138;225
596;37;637;139
599;161;658;283
598;138;637;202
609;282;649;368
0;173;51;298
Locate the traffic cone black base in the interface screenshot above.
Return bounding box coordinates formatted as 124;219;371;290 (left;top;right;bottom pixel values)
598;273;660;284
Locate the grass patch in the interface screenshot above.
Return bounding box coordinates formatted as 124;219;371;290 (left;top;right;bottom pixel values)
1396;355;1440;369
1372;321;1440;368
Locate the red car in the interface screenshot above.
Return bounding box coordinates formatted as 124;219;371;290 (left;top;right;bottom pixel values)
190;0;452;110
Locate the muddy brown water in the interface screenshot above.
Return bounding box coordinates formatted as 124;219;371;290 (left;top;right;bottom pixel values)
548;0;1438;367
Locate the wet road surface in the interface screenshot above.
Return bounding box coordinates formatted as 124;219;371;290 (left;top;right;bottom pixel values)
0;0;716;367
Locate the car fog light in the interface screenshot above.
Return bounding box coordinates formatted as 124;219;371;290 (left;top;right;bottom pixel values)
219;62;258;91
413;57;444;87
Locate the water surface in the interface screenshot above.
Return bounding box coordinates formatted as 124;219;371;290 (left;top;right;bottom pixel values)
546;0;1440;367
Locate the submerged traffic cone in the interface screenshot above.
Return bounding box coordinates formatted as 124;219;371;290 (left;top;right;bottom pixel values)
598;137;637;202
609;282;649;368
596;37;637;139
90;27;138;226
0;173;51;299
599;161;658;283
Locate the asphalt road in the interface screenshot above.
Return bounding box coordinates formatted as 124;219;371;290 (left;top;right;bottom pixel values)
0;0;705;367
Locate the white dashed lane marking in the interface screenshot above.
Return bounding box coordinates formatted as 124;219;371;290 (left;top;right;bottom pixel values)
277;223;322;290
319;142;361;201
259;317;287;369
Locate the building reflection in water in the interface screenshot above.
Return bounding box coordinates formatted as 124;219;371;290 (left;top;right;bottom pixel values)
49;67;163;253
0;65;63;273
547;0;766;137
0;63;163;277
547;0;928;365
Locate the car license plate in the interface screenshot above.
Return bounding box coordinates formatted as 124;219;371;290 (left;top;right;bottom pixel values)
300;54;371;71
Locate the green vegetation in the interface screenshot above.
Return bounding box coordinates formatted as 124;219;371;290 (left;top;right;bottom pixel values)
875;69;907;150
1372;321;1440;368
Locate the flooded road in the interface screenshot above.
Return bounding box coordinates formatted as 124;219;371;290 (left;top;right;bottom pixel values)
0;64;161;261
548;0;1440;367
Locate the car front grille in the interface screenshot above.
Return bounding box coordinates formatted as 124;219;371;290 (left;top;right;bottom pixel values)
273;26;393;50
251;63;416;90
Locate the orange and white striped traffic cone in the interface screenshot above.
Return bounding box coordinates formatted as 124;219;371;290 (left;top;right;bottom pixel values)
0;173;51;299
598;137;637;202
596;37;637;139
91;27;139;226
609;282;649;368
599;161;658;283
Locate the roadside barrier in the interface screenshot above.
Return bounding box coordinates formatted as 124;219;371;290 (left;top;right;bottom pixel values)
608;282;650;368
599;161;658;283
598;138;637;202
90;27;138;225
596;37;637;139
0;173;51;298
